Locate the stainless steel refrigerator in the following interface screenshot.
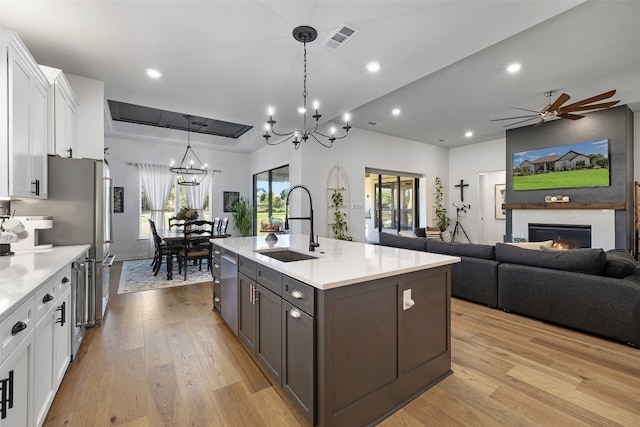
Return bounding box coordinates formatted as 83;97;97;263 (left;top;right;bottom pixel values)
12;156;115;355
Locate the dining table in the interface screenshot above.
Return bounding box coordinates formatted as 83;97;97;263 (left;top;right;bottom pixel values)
157;229;229;280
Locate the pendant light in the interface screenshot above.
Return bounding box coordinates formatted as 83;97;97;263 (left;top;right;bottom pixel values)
263;25;351;150
170;115;208;186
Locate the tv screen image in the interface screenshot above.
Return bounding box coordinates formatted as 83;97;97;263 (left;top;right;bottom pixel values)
512;139;610;191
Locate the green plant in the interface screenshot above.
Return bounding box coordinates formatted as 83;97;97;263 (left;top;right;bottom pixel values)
176;206;198;221
330;189;352;241
232;197;253;236
103;147;109;166
434;177;449;232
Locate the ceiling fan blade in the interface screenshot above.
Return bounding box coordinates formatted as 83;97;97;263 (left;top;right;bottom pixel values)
546;93;571;112
560;100;620;113
558;112;585;120
491;115;540;121
560;89;617;111
510;106;542;114
503;117;539;128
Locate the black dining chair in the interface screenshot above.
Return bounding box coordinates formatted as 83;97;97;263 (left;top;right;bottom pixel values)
168;216;184;229
149;219;178;276
177;220;214;280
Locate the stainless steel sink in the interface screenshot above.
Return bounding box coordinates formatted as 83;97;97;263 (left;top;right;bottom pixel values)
254;248;318;262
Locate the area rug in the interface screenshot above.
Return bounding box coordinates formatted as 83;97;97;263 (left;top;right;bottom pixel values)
118;259;212;294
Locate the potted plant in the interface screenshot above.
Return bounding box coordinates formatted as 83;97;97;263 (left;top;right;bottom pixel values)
434;177;449;232
232;197;253;236
330;189;353;241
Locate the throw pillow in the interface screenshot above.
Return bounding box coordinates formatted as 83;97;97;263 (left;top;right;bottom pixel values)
413;227;426;238
604;249;637;278
398;231;417;238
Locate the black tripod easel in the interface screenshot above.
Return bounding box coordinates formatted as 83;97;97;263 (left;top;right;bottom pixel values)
451;204;471;243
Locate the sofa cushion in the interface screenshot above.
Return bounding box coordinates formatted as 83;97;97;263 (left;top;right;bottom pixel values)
495;243;606;275
427;240;495;260
504;240;554;250
379;232;427;251
604;249;637;278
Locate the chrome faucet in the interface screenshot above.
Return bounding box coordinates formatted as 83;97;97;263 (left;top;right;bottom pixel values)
284;184;319;251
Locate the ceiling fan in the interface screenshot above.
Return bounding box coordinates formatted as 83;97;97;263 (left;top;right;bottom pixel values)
491;89;619;128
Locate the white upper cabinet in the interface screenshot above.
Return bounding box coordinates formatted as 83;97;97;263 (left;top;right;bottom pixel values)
40;65;79;158
0;30;50;199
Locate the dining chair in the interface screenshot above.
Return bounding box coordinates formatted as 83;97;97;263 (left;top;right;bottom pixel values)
177;220;214;280
149;219;173;276
212;217;221;233
220;217;229;234
168;216;184;229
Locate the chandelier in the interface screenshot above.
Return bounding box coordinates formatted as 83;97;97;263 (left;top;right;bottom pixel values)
263;25;351;150
169;115;208;186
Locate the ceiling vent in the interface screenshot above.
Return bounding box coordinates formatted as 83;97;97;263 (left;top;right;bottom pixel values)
367;121;380;126
323;24;358;50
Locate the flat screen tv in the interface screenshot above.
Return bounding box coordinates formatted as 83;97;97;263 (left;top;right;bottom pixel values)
512;139;610;191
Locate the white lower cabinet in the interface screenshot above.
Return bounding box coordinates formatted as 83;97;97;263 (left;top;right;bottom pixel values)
0;328;34;427
0;263;73;427
34;276;71;427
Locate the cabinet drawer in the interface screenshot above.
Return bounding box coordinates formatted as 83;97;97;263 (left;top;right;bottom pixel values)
212;245;223;261
283;276;315;316
213;282;221;312
35;265;71;322
0;296;35;359
257;264;282;296
238;256;256;280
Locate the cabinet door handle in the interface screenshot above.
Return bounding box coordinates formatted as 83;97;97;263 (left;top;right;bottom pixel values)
214;297;220;303
31;179;40;196
67;147;73;158
43;293;54;303
11;321;27;335
56;301;66;326
214;279;220;284
62;276;70;283
214;263;220;268
214;250;221;255
0;370;14;419
291;289;304;299
289;308;301;319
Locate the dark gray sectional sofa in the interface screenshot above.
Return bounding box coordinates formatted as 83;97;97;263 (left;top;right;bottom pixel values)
378;232;640;347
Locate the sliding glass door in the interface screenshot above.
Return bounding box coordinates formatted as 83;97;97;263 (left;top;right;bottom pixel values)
365;169;419;242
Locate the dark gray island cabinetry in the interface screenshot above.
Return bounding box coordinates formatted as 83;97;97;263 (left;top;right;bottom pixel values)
210;235;459;427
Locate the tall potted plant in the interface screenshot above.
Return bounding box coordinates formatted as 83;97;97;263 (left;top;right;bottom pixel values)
232;197;253;236
330;189;353;241
434;177;449;232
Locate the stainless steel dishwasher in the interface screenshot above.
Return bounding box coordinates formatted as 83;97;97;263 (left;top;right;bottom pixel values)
220;253;238;334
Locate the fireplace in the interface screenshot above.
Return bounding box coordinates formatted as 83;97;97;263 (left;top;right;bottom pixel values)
528;223;592;249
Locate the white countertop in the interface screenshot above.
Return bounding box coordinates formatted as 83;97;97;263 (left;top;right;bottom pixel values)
0;245;90;321
211;234;460;290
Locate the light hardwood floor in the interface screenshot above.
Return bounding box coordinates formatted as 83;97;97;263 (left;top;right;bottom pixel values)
45;261;640;426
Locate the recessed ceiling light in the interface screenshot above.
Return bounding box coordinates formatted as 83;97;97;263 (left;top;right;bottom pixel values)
506;63;521;73
465;131;473;138
391;108;401;116
146;68;162;79
366;61;381;73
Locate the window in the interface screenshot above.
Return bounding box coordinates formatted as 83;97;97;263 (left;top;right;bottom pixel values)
139;177;210;238
254;165;289;235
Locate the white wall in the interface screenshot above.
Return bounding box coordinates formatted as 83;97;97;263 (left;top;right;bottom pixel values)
448;138;506;243
107;135;251;260
291;127;449;243
66;74;104;160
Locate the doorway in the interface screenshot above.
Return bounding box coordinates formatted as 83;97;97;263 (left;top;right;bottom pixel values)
364;169;420;243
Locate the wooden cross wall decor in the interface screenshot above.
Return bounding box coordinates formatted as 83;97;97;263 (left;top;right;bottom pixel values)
455;179;469;201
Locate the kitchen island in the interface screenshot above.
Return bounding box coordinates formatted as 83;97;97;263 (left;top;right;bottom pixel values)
210;234;459;427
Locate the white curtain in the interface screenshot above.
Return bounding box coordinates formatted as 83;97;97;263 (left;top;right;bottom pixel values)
139;163;174;257
185;173;212;219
